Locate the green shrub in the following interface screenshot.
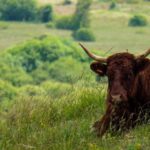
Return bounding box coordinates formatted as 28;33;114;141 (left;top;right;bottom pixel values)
46;22;55;28
56;0;92;30
0;36;89;85
109;1;117;10
41;81;71;98
0;0;37;21
71;0;92;30
38;4;53;22
128;15;148;27
63;0;72;5
19;85;46;97
47;57;85;83
55;16;73;30
72;28;95;41
0;80;17;102
0;54;33;86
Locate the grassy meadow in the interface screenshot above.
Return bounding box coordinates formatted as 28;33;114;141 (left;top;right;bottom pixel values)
0;0;150;150
0;1;150;52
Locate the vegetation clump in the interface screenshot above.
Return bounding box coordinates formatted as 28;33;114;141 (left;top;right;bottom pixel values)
72;28;95;41
72;0;95;41
56;0;92;30
0;36;89;88
71;0;92;30
109;1;117;10
38;4;53;23
55;0;95;42
0;0;37;21
128;15;148;27
0;0;54;22
63;0;72;5
55;16;73;29
46;22;55;28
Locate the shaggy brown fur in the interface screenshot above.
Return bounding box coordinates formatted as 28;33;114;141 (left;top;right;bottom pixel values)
90;53;150;137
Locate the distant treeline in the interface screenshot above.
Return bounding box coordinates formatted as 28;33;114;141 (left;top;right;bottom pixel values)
0;0;53;22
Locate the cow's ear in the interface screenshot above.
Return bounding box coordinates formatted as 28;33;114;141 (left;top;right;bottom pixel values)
90;62;107;76
135;58;149;73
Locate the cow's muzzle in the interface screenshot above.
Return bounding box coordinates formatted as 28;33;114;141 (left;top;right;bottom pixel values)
111;94;128;105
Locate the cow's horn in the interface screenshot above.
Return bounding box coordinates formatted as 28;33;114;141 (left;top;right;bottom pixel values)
79;43;107;63
137;48;150;58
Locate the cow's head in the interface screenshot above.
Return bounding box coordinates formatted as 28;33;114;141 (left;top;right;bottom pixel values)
80;43;150;105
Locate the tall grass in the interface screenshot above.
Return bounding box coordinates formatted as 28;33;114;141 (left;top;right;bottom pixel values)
1;84;150;150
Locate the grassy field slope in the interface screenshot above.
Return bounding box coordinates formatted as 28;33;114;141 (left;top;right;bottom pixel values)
0;1;150;150
0;1;150;52
1;85;150;150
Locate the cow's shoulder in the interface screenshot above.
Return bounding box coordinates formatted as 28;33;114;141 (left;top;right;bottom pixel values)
139;63;150;76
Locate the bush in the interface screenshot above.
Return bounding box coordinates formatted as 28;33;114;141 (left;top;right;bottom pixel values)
19;85;46;97
0;80;17;102
72;28;95;41
38;4;53;23
0;0;37;21
47;57;85;83
56;0;92;30
63;0;72;5
46;22;55;28
71;0;92;30
128;15;148;27
41;81;71;98
109;1;117;10
55;16;73;30
0;36;88;86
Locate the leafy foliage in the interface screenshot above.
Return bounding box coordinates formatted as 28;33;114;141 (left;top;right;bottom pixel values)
55;16;73;30
73;28;95;41
0;36;89;87
109;1;117;10
63;0;72;5
0;0;37;21
128;15;148;27
55;0;92;30
47;57;85;83
46;22;55;28
38;4;53;22
71;0;92;30
0;80;17;102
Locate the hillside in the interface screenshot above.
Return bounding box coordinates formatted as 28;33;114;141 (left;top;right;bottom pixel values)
0;0;150;149
0;36;96;102
0;35;150;150
0;1;150;51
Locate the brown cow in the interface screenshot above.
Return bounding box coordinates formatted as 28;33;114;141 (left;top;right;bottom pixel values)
80;43;150;137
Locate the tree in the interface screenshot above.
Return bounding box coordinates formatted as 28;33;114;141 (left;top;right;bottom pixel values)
38;4;53;22
71;0;92;30
0;0;37;21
